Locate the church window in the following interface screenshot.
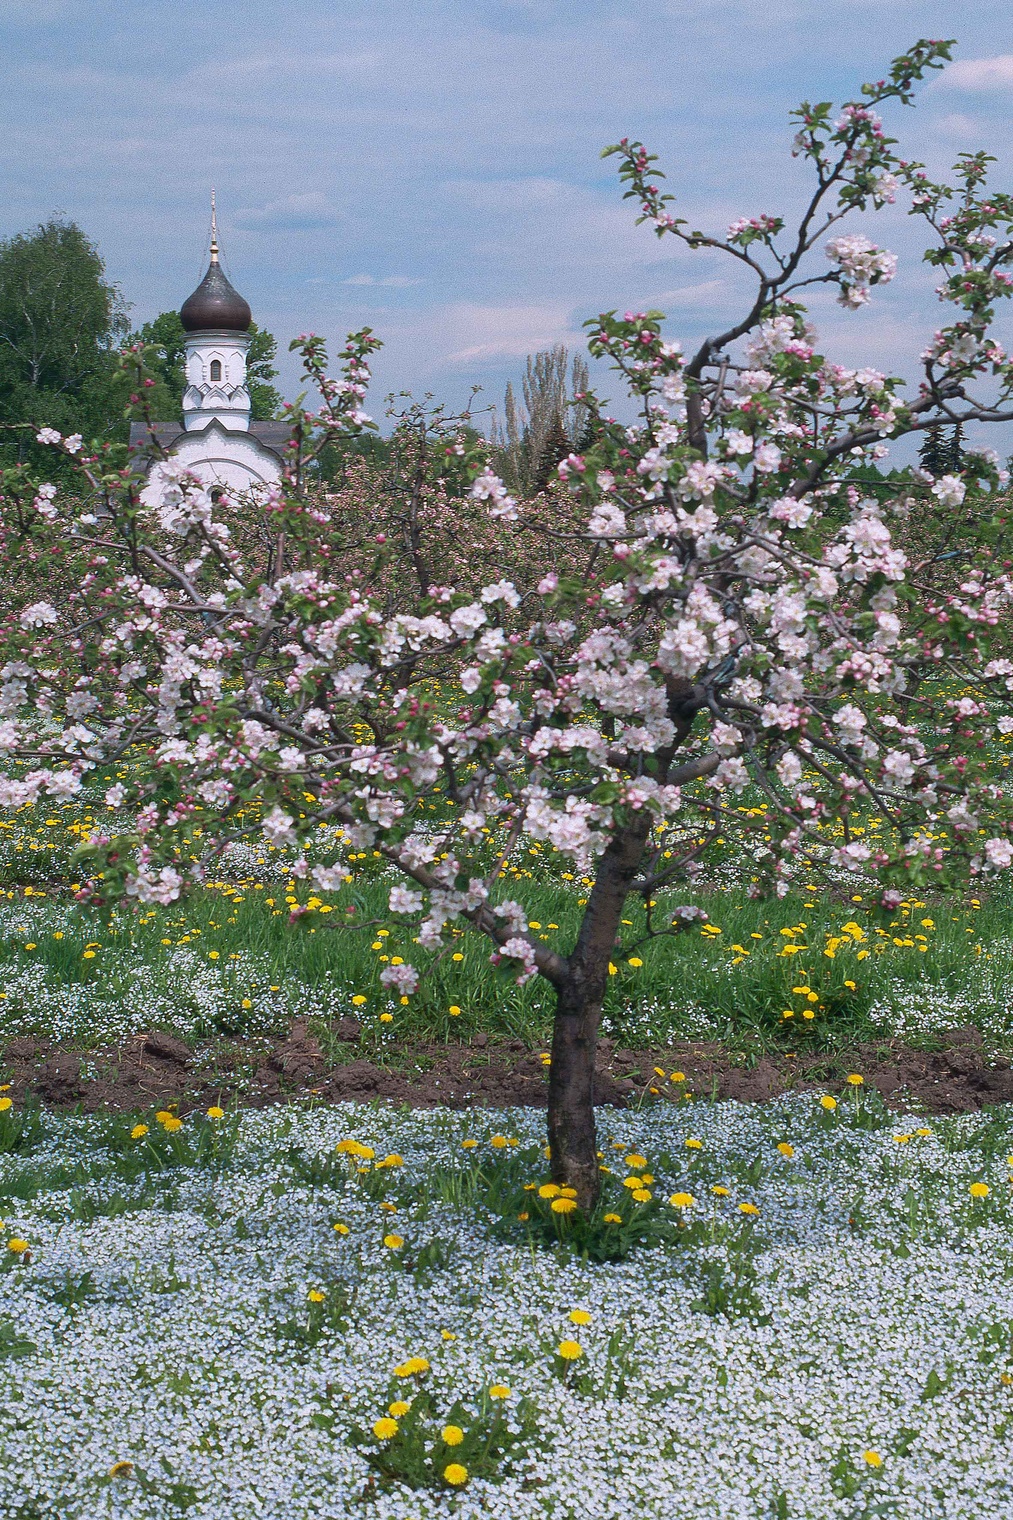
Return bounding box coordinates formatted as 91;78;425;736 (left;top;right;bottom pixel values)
209;359;222;382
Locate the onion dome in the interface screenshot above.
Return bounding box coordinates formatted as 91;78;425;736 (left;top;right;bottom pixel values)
180;200;251;332
180;257;252;333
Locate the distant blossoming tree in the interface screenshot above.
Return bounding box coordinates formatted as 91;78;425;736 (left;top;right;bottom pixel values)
5;38;1013;1204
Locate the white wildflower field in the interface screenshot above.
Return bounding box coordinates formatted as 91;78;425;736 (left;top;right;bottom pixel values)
1;1095;1010;1520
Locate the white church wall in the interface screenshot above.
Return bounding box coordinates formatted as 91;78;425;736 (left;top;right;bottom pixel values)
141;425;281;507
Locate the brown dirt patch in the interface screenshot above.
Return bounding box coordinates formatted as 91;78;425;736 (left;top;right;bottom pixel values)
2;1022;1011;1117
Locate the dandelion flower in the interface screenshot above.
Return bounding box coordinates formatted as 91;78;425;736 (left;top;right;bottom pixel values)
206;1106;225;1120
551;1197;578;1214
538;1183;561;1199
489;1384;510;1399
108;1461;134;1478
373;1418;399;1440
603;1212;622;1224
351;995;367;1006
461;1139;479;1150
130;1124;148;1139
863;1450;883;1468
440;1330;456;1341
970;1182;990;1198
383;1234;404;1249
669;1193;695;1209
449;1005;462;1016
557;1340;583;1361
712;1185;731;1196
442;1425;465;1446
490;1135;509;1149
632;1188;652;1202
820;1095;838;1111
777;1143;794;1158
739;1202;760;1216
443;1463;468;1486
568;1309;592;1325
333;1223;350;1235
161;1116;183;1133
0;1098;12;1113
389;1401;411;1418
685;1138;703;1150
308;1290;325;1303
7;1239;29;1255
846;1073;864;1086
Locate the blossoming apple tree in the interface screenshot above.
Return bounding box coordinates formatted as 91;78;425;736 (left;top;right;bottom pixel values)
5;38;1013;1204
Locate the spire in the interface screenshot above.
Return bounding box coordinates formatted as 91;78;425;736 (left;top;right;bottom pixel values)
210;187;219;266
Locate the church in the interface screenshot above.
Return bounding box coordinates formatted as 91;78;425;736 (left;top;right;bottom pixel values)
132;207;289;503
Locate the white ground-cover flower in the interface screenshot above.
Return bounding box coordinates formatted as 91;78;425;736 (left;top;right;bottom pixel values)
0;1098;1011;1519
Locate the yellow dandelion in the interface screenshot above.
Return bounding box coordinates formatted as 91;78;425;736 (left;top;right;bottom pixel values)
441;1425;465;1446
383;1234;404;1249
443;1463;468;1486
557;1339;583;1361
551;1197;578;1214
568;1309;592;1325
970;1182;990;1199
373;1418;399;1440
863;1450;883;1468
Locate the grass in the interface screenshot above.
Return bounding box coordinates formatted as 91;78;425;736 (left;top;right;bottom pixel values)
1;775;1013;1058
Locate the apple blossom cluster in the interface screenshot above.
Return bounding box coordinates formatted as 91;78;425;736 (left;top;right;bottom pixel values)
824;234;898;308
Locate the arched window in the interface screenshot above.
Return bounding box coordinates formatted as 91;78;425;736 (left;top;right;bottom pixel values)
209;359;222;382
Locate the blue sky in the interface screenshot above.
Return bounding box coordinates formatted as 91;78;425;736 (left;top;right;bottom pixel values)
2;0;1012;425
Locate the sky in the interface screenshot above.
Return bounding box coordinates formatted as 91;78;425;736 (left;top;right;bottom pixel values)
2;0;1013;432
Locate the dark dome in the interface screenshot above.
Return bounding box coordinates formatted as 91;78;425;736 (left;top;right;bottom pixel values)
180;260;252;333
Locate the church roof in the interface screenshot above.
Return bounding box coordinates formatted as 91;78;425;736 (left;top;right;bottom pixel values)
129;419;292;461
180;259;252;333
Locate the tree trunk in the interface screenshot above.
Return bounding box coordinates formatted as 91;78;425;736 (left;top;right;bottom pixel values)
547;971;605;1210
547;810;653;1209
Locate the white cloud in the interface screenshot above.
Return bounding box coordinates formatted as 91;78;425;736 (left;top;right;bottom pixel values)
656;279;728;306
342;274;422;287
233;193;344;231
938;56;1013;91
420;302;581;367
